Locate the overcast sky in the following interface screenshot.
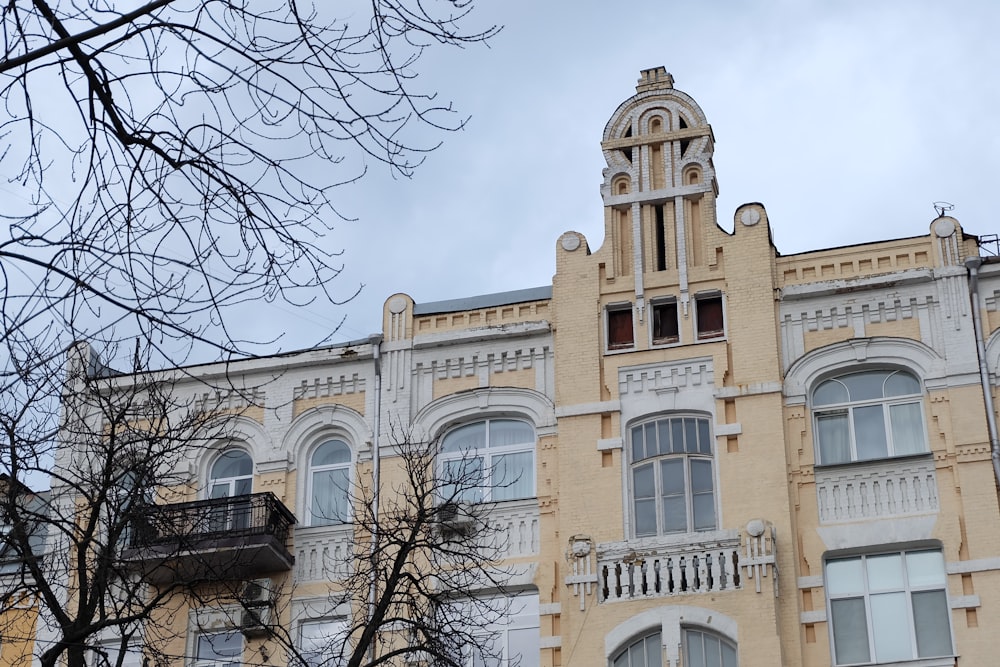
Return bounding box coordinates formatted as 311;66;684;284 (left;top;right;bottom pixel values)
239;0;1000;353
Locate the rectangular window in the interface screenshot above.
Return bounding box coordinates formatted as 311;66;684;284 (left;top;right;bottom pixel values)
826;550;952;665
300;619;349;667
194;631;242;667
607;304;634;350
695;293;724;340
651;299;679;345
466;594;541;667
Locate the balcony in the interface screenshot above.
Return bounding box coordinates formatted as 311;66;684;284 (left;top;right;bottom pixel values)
121;492;296;583
815;454;939;524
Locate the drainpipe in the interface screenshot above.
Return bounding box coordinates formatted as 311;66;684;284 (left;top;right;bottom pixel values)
368;335;383;655
964;257;1000;491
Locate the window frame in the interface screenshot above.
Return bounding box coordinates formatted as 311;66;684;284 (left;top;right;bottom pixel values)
650;297;680;346
812;369;928;466
629;415;717;538
682;628;738;667
299;618;349;667
694;292;725;341
463;592;541;667
439;419;536;504
193;631;242;667
208;448;254;499
825;549;953;666
606;303;636;351
610;631;662;667
306;439;353;527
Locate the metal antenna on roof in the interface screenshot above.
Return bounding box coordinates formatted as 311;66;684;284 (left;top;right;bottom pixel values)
934;201;955;217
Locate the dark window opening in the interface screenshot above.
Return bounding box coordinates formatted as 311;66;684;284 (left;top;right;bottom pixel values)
695;294;724;340
652;300;679;344
607;306;634;350
678;117;688;129
679;138;691;156
654;205;667;271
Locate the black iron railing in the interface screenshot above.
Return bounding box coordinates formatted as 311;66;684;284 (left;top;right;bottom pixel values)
127;492;295;548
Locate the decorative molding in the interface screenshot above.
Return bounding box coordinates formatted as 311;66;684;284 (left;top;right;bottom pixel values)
597;437;623;451
538;603;561;616
539;637;562;650
555;400;621;418
799;610;827;624
293;374;364;400
815;456;939;524
945;557;1000;574
949;595;980;610
798;575;824;589
619;358;713;397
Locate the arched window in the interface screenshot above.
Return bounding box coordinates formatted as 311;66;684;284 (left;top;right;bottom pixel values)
630;415;716;537
440;419;535;503
209;449;253;498
684;629;737;667
308;439;351;526
611;632;661;667
812;369;926;465
209;449;253;531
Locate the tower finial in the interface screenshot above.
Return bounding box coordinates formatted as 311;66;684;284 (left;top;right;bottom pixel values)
636;67;674;93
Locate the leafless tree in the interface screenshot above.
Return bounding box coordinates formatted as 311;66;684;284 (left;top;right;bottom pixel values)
0;0;498;376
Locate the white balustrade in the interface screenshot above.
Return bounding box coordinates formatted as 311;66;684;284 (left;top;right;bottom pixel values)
815;456;938;523
294;527;353;582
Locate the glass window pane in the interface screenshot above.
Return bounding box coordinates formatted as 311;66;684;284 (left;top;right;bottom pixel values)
684;419;698;453
657;420;672;456
644;634;661;667
671;419;684;454
889;402;926;455
912;590;952;657
692;492;716;531
827;558;865;595
634;498;657;537
644;423;657;457
492;452;534;501
866;553;904;591
814;379;849;406
704;634;721;667
632;425;645;461
690;459;713;493
312;440;350;466
489;420;533;447
629;639;644;666
234;478;252;496
661;495;687;533
906;551;946;588
197;632;242;661
843;371;890;401
442;422;486;453
853;405;888;460
633;464;655;499
311;467;349;525
687;631;705;667
816;412;851;465
660;459;684;495
443;457;483;503
870;591;911;662
831;598;870;664
211;450;252;479
721;642;737;667
697;419;711;454
884;370;921;397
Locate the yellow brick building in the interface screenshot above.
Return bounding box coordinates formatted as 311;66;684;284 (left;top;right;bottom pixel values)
38;68;1000;667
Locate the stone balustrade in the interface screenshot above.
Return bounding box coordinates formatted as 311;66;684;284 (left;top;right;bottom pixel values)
815;455;938;524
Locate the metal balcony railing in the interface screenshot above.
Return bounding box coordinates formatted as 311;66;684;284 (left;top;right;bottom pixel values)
128;492;295;548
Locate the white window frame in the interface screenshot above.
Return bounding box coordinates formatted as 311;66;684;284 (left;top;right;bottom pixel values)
682;628;737;667
208;449;254;499
193;630;242;667
439;419;536;503
610;631;661;667
464;593;541;667
812;369;927;465
825;549;953;665
629;415;717;537
306;439;352;527
299;618;350;667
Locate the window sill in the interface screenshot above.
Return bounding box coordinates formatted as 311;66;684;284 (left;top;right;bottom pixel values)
295;522;353;536
814;451;933;472
838;657;955;667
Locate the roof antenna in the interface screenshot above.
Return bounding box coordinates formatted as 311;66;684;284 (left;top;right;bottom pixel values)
934;201;954;217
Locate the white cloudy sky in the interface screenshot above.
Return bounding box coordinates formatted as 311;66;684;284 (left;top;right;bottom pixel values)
242;0;1000;353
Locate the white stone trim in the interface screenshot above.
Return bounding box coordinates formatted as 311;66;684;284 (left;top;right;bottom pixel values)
538;603;561;616
539;636;562;649
411;386;556;442
798;575;824;589
597;438;622;451
949;595;980;609
784;337;945;403
816;515;937;551
781;269;934;301
412;321;551;349
799;610;826;624
554;400;621;418
945;557;1000;574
